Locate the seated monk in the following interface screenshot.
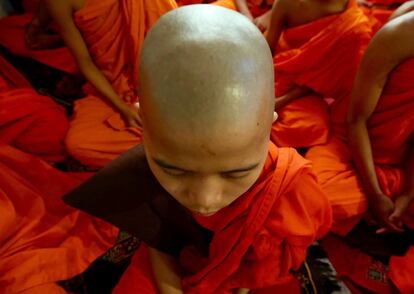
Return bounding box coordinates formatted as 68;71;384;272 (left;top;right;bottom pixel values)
0;142;117;293
306;8;414;292
0;55;69;162
265;0;372;148
42;0;177;168
66;6;332;293
211;0;273;32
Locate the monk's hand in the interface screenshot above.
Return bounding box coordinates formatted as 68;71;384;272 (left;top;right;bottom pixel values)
253;12;271;32
120;104;141;128
237;288;250;294
387;194;413;231
369;193;404;234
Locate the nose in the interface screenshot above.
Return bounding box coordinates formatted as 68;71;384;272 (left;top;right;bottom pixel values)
187;176;223;212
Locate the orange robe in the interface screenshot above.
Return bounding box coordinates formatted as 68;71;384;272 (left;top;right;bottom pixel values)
0;142;117;293
65;0;177;168
113;144;332;293
211;0;273;18
0;57;69;162
359;1;409;32
306;58;414;293
0;14;77;74
271;0;372;148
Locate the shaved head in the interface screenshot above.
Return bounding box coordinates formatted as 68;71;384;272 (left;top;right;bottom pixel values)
139;4;274;144
139;5;275;215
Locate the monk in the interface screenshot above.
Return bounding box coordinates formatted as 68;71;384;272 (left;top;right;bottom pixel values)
0;142;118;293
41;0;176;168
211;0;273;32
68;5;332;293
265;0;372;148
306;7;414;292
0;55;69;162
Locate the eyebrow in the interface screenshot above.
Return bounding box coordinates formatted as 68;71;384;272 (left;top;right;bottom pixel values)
152;157;260;173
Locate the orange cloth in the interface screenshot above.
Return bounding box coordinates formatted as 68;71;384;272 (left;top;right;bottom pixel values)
307;58;414;235
389;246;414;293
211;0;273;17
359;1;408;32
113;144;332;293
65;0;177;168
0;142;118;293
0;14;77;74
271;0;372;148
320;235;399;294
0;59;69;162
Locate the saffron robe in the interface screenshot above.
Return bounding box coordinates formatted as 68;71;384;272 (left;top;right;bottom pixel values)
271;0;372;148
65;0;177;168
306;57;414;292
0;57;69;162
0;142;117;293
113;144;332;293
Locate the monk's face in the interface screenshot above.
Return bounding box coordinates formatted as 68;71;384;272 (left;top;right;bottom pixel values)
144;124;269;216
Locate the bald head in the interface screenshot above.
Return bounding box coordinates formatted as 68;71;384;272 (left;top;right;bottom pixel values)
139;5;274;144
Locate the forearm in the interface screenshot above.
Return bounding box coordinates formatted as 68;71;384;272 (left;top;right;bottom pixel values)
275;85;311;109
149;248;183;294
79;59;128;111
348;120;382;199
235;0;253;20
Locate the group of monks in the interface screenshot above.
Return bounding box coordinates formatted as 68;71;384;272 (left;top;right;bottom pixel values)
0;0;413;293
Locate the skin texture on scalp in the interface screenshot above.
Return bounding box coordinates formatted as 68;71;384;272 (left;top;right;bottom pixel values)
139;4;275;147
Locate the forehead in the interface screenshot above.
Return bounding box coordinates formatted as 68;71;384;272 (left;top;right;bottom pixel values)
143;123;268;168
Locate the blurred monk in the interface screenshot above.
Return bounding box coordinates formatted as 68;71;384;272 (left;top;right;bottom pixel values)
42;0;176;168
307;7;414;292
266;0;372;148
105;6;331;293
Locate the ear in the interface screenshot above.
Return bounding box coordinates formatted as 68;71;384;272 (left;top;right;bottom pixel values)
273;111;278;123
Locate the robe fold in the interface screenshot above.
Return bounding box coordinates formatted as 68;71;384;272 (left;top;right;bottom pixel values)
113;144;332;293
0;143;117;293
271;0;372;148
211;0;273;18
0;59;69;162
65;0;177;168
306;57;414;293
0;14;77;74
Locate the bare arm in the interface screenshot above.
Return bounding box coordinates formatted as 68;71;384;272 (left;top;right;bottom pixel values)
274;85;312;110
45;0;140;127
149;248;183;294
265;0;286;54
389;1;414;21
235;0;254;21
347;16;414;232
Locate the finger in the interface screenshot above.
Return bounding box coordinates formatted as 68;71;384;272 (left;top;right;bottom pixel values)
390;195;411;220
